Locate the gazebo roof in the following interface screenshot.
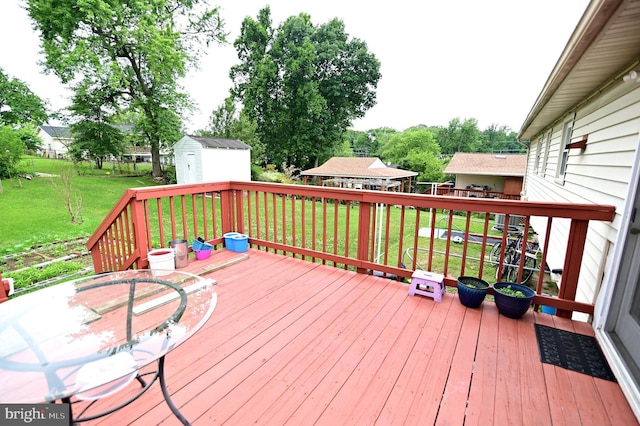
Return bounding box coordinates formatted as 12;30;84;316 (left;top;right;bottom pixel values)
301;157;418;179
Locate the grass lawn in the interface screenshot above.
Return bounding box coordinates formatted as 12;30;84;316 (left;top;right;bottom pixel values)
1;157;543;285
0;157;159;255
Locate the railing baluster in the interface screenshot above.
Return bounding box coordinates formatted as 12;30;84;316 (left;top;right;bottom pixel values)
301;196;307;261
344;200;351;269
191;194;198;241
396;206;406;271
169;196;176;240
311;197;317;261
156;198;166;245
143;200;152;250
201;192;208;240
357;200;372;274
369;202;377;264
382;204;391;271
271;193;277;253
322;197;328;265
478;213;491;277
443;209;454;276
211;191;218;239
291;194;297;256
180;195;187;242
281;193;287;256
460;212;472;276
333;199;339;266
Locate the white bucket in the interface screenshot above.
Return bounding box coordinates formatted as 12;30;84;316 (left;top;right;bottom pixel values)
148;249;175;275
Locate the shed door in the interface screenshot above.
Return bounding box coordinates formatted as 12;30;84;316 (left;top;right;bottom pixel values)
185;153;197;184
503;177;523;195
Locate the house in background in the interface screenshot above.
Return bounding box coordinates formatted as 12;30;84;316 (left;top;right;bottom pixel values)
300;157;418;192
37;125;72;158
518;0;640;416
173;135;251;185
36;124;169;164
441;152;526;199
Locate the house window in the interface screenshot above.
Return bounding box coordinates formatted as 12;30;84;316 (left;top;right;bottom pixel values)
542;130;552;177
557;121;572;181
534;138;542;175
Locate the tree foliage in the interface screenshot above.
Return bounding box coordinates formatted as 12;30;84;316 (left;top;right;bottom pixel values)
196;97;265;165
437;118;483;155
27;0;226;177
67;82;128;168
0;126;25;179
482;123;522;153
381;128;444;183
0;68;48;127
231;7;381;170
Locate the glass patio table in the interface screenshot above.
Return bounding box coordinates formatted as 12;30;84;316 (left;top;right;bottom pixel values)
0;269;217;424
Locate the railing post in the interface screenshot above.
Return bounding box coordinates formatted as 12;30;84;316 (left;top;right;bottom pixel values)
557;219;589;318
235;189;245;234
130;198;149;269
220;188;234;235
357;201;372;273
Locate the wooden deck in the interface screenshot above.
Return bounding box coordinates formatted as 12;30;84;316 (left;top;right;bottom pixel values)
82;249;638;425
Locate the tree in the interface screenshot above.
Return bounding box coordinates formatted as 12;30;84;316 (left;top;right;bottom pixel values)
27;0;226;178
482;123;522;153
206;97;238;139
437;118;482;155
231;7;381;170
0;68;48;127
15;126;43;152
381;128;444;183
67;81;128;168
196;97;265;165
0;126;25;179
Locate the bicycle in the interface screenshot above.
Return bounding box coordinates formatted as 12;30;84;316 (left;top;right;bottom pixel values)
489;231;539;283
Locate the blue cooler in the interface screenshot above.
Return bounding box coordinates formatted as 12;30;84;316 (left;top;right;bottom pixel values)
224;233;248;252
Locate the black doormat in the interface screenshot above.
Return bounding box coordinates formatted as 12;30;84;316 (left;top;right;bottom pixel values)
534;323;616;382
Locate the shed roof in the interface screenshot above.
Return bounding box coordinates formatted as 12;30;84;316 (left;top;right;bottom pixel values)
519;0;640;140
188;135;251;150
301;157;418;179
444;153;527;177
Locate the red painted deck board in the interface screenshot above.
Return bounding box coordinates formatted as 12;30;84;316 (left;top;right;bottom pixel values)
75;249;637;425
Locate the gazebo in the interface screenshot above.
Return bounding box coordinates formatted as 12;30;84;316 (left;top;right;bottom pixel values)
300;157;418;192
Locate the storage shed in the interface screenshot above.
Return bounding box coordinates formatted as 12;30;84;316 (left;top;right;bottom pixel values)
174;135;251;184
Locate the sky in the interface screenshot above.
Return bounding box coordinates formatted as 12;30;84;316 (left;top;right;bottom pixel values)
0;0;590;134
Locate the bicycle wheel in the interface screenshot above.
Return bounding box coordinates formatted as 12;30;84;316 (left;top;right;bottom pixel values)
500;254;537;284
496;252;514;281
489;242;502;265
521;255;537;284
502;253;520;282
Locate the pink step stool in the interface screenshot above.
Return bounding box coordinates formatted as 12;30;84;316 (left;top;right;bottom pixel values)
408;270;445;302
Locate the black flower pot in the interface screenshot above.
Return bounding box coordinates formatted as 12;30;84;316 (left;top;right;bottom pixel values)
493;282;536;319
457;276;490;308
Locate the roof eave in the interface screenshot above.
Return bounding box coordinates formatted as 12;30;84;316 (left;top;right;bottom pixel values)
518;0;625;140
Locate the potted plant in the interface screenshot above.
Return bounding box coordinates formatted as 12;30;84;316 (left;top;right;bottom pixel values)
457;276;490;308
492;282;536;319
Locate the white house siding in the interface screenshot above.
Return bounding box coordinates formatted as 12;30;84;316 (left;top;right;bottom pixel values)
524;82;640;320
201;148;251;182
38;131;70;158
